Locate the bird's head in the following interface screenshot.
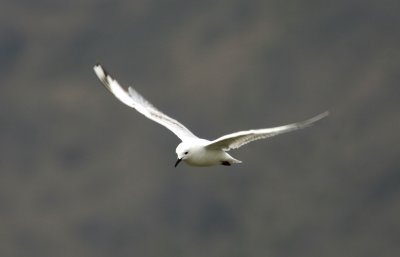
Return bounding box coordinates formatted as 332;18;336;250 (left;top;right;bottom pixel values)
175;142;192;167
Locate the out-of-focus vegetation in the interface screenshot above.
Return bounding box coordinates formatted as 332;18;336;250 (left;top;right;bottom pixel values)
1;1;399;256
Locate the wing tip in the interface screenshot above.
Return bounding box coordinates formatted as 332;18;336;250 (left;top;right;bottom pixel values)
94;63;115;88
93;63;102;72
313;111;330;121
93;63;106;79
301;111;329;127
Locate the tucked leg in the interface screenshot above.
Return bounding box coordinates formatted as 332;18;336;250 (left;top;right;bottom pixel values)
221;161;231;166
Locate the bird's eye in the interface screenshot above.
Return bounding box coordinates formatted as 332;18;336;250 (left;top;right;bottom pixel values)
184;151;189;155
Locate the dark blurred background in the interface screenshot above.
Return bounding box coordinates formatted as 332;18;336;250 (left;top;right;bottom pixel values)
1;0;399;256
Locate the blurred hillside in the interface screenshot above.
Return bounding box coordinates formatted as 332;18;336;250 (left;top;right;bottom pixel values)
1;0;399;257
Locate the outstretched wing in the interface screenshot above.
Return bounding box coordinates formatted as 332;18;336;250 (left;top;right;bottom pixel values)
94;64;198;141
205;112;329;151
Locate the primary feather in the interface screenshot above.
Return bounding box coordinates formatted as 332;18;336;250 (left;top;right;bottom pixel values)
93;64;198;141
206;112;329;151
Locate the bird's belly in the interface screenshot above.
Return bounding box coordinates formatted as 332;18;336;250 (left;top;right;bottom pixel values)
184;150;225;167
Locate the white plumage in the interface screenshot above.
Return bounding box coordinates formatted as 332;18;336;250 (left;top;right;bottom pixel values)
94;64;328;167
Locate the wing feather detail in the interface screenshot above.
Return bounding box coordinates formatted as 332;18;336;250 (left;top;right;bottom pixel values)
94;64;198;141
206;112;329;151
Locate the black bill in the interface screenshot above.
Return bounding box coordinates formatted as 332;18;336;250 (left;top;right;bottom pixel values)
174;158;182;167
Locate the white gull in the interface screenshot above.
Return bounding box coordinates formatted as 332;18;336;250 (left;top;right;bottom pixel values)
94;64;328;167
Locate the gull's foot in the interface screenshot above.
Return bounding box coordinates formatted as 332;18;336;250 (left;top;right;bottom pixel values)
221;161;231;166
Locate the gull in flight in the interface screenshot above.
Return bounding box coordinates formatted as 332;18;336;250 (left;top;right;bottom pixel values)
94;64;328;167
